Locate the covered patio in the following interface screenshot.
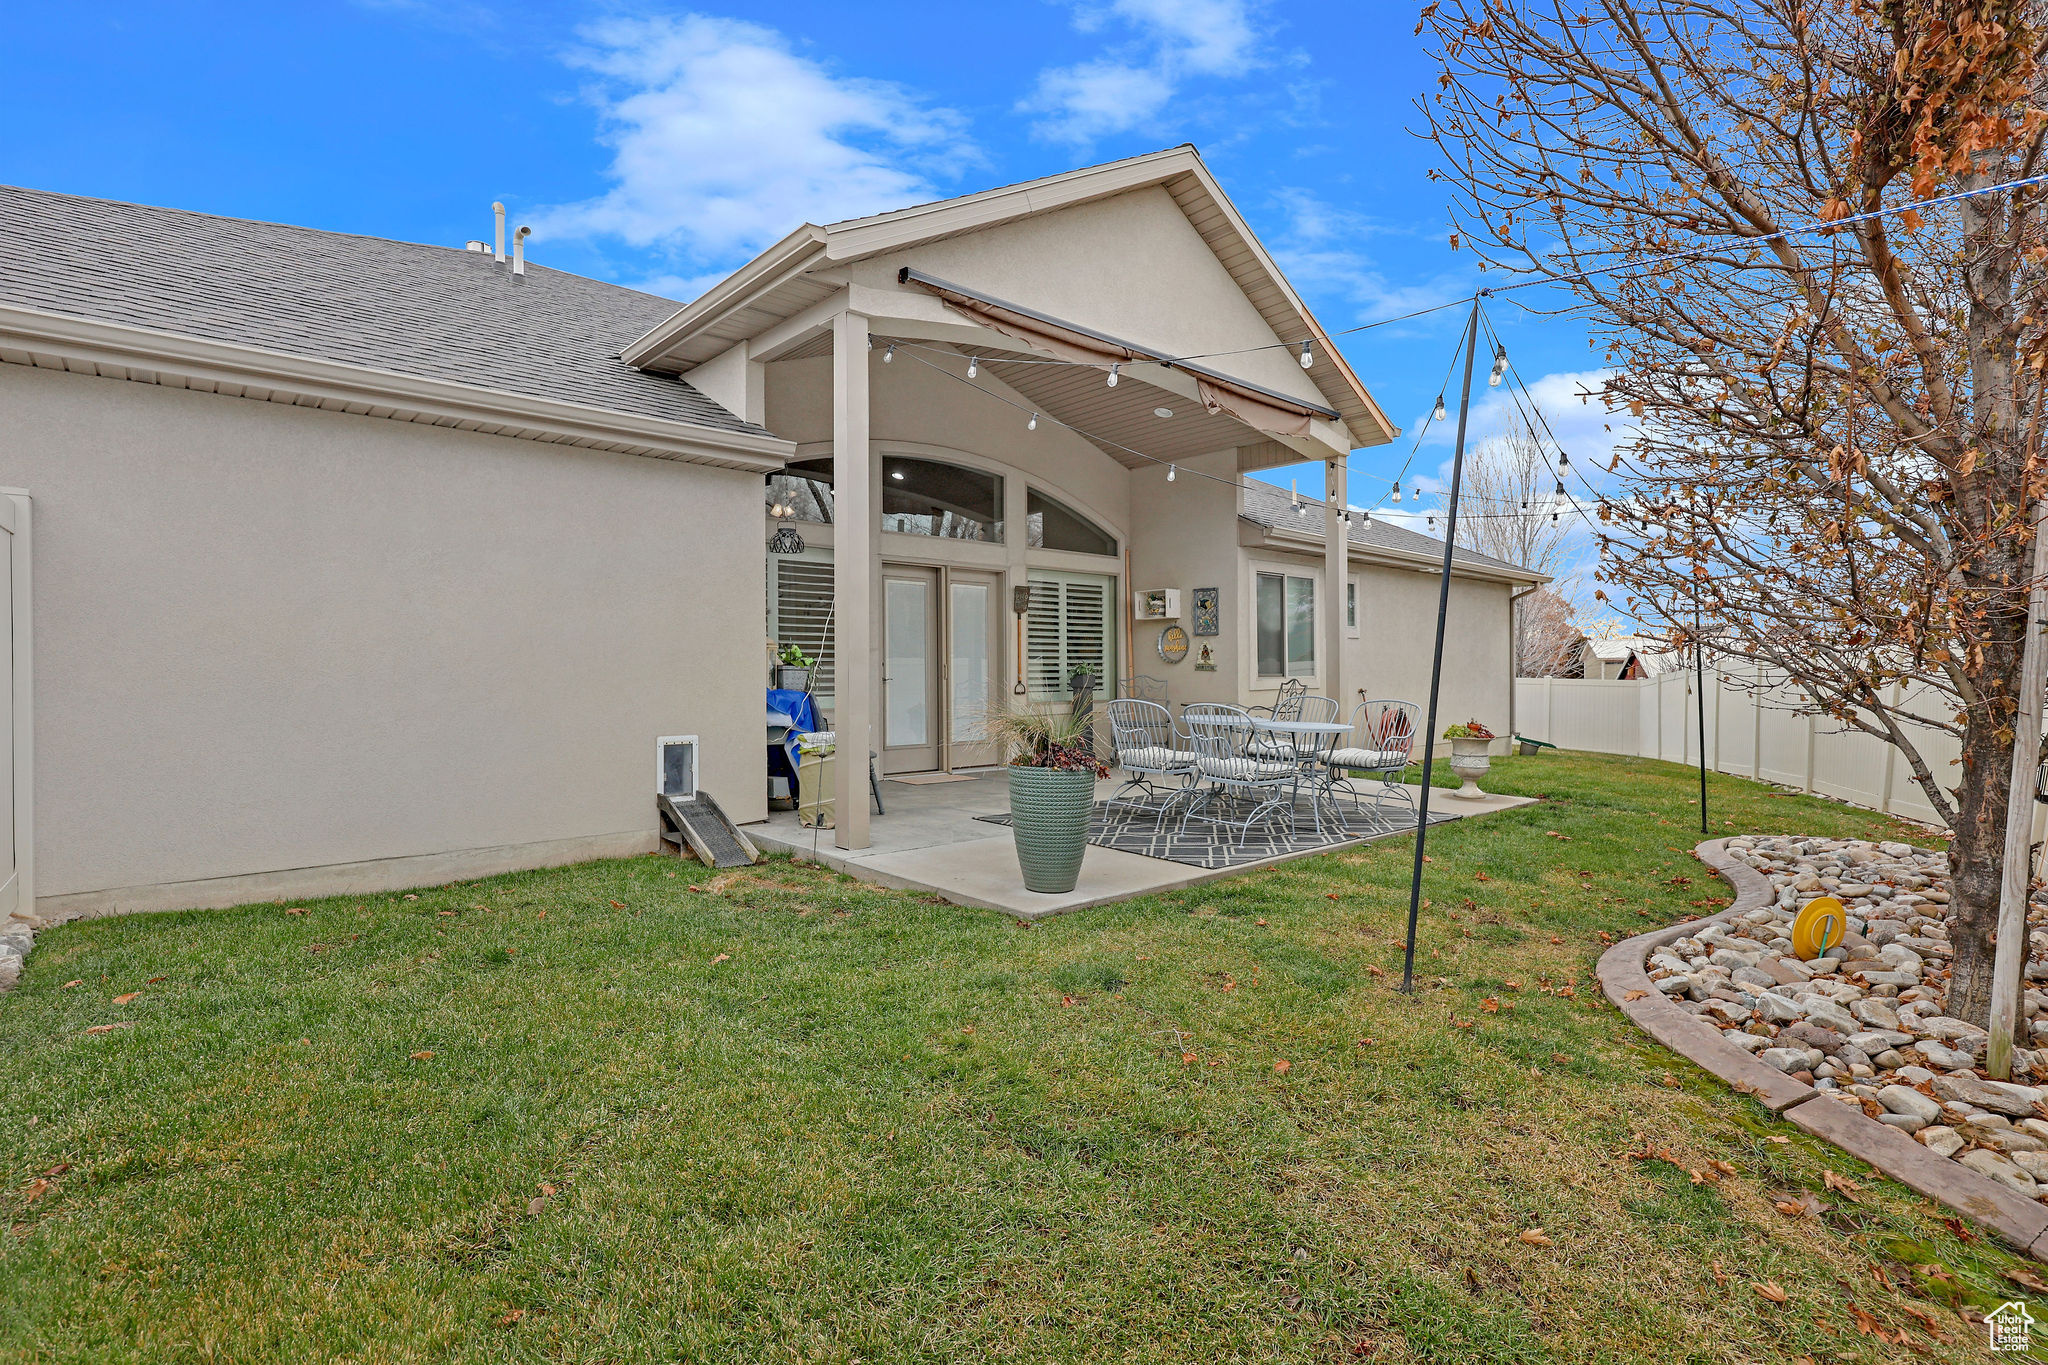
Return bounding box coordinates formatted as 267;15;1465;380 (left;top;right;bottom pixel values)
749;770;1535;918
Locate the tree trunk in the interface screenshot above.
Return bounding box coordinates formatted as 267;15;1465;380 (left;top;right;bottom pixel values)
1951;717;2018;1023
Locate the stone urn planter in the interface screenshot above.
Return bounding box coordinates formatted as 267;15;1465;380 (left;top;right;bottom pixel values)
1008;765;1096;894
1447;736;1493;800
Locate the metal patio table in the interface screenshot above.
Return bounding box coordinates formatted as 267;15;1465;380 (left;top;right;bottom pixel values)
1246;716;1352;838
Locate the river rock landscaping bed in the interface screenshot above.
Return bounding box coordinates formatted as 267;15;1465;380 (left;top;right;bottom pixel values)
1651;834;2048;1200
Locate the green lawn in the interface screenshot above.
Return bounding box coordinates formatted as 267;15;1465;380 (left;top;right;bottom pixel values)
0;753;2030;1362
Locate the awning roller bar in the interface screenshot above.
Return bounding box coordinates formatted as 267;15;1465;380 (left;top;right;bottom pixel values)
896;267;1342;424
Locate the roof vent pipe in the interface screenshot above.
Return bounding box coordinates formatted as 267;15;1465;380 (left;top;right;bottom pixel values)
492;202;506;263
513;225;531;278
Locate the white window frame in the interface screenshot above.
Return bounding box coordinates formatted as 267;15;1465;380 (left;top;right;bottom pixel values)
1252;567;1317;679
1346;577;1361;638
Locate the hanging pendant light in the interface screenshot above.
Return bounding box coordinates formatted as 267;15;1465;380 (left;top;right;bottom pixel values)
1107;363;1120;388
966;356;978;378
882;343;895;363
1299;340;1315;369
1027;413;1038;431
1166;464;1177;482
1432;394;1447;423
1557;450;1571;470
1392;485;1402;504
1489;345;1507;386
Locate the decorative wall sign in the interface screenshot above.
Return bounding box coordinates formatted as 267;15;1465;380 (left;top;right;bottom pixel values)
1192;586;1219;636
1193;642;1217;672
1157;624;1190;663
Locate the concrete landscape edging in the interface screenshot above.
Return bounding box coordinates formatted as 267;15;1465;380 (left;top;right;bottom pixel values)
1597;838;2048;1257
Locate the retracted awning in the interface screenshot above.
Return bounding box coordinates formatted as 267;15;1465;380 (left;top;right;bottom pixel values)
898;267;1339;441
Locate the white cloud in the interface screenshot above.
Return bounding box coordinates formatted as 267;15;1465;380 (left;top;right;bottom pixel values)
530;15;973;277
1267;188;1471;325
1022;0;1267;144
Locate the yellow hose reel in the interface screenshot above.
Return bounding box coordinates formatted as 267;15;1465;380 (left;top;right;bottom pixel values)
1791;897;1847;961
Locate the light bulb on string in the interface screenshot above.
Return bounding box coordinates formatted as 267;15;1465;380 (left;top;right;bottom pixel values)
883;343;895;363
1107;363;1119;388
1299;340;1314;369
1432;395;1447;422
1489;346;1507;386
1027;413;1037;431
1557;450;1571;471
966;356;978;378
1391;486;1402;504
1166;465;1177;482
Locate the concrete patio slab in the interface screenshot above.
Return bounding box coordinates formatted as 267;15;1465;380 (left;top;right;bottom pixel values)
746;771;1538;918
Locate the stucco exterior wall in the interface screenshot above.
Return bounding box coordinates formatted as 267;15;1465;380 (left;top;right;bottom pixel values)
2;363;766;911
1124;450;1246;706
1345;565;1514;738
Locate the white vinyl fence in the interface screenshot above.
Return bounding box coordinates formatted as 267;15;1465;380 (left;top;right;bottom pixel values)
1513;665;1966;829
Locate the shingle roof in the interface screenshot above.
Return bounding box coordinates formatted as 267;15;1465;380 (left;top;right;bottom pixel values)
0;184;763;435
1238;481;1538;579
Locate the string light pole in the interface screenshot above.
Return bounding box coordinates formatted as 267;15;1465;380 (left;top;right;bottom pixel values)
1401;297;1485;994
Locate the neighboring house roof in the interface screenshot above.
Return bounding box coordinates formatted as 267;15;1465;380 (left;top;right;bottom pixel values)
1237;481;1546;584
623;145;1396;452
0;183;775;447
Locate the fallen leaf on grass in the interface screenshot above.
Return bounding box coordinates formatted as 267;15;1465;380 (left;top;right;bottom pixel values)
1548;936;1563;945
1273;1059;1292;1075
1753;1282;1788;1304
497;1309;525;1327
1517;1227;1553;1247
112;992;140;1005
285;907;308;916
527;1196;545;1215
2007;1266;2048;1293
1180;1052;1197;1066
41;1162;70;1178
609;900;627;909
1060;995;1077;1007
437;909;457;918
22;1178;51;1204
1480;997;1501;1014
83;1022;133;1035
1771;1191;1824;1218
1710;1261;1728;1287
1551;1052;1570;1065
1660;1073;1681;1089
1895;1301;1946;1341
710;953;730;965
1366;965;1386;978
1821;1170;1862;1198
1474;871;1491;882
409;1050;435;1061
61;980;81;989
1256;917;1268;925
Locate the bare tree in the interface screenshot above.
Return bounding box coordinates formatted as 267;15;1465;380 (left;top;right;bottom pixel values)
1419;0;2048;1028
1436;419;1586;674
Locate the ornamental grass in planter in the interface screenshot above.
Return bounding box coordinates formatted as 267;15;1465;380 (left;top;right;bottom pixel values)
986;705;1108;894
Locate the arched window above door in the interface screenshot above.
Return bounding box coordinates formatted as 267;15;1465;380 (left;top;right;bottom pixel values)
765;455;1005;542
1027;489;1118;556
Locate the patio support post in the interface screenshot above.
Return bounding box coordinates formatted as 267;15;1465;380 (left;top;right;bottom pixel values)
833;309;873;851
1323;458;1347;706
1401;298;1481;994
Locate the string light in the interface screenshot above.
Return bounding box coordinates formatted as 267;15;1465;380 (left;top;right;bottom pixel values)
883;343;895;363
1107;363;1120;388
1488;345;1507;387
966;356;978;378
1167;465;1177;482
1557;450;1571;471
1432;395;1447;422
1392;486;1403;504
1027;413;1037;431
1300;340;1315;369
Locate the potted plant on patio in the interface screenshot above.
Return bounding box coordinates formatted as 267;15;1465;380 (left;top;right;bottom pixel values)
771;643;814;693
988;705;1108;894
1442;719;1496;800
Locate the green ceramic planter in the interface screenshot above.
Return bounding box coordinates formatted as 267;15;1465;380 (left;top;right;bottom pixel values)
1007;765;1096;894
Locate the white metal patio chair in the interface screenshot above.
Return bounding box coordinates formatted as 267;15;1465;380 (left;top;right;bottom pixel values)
1324;700;1421;829
1180;705;1296;848
1103;698;1195;822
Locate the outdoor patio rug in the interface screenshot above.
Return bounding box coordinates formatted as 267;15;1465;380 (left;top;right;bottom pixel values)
975;798;1458;871
885;772;984;786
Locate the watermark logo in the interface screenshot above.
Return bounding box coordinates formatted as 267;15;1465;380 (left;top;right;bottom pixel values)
1989;1300;2036;1353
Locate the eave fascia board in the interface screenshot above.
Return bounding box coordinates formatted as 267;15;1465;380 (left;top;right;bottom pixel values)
0;303;796;473
620;225;830;370
1242;516;1549;586
818;145;1200;260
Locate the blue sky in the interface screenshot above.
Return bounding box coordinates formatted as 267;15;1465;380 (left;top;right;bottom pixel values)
1;0;1615;563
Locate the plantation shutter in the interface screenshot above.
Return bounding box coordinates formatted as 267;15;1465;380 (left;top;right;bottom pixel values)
1025;571;1115;700
767;552;836;708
